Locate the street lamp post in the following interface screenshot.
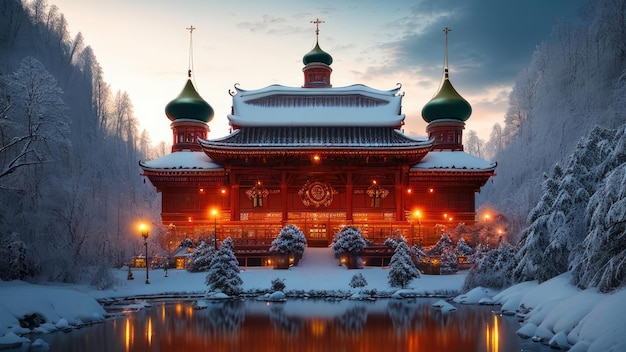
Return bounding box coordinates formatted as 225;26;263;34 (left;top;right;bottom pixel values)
414;210;422;246
139;223;150;284
211;209;218;250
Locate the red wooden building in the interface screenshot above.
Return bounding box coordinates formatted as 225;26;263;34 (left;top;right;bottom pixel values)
140;28;496;250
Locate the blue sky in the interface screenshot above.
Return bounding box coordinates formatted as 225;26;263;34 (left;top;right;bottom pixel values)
51;0;584;145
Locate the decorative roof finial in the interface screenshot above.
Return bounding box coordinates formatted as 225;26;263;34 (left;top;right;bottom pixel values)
443;27;451;79
311;18;325;38
186;25;196;78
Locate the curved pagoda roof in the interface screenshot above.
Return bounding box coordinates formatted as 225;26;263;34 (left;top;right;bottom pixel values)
199;126;432;165
227;84;405;128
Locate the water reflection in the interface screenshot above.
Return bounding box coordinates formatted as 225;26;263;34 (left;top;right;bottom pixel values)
39;298;531;352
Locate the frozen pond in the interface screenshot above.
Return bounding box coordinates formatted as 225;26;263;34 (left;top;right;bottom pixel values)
34;298;550;351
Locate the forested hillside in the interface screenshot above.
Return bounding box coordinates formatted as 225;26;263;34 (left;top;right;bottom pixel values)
478;0;626;238
464;0;626;293
0;0;162;284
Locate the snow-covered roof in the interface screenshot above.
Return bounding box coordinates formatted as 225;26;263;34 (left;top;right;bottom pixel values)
412;151;497;171
201;127;431;150
139;151;223;171
229;84;405;127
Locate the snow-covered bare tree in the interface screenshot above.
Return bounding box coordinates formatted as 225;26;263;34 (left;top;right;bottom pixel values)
0;56;70;184
464;130;484;158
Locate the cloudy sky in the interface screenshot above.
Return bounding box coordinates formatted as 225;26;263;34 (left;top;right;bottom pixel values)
51;0;584;145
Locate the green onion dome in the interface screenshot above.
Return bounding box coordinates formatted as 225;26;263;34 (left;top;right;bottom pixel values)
421;76;472;123
165;79;214;123
303;41;333;66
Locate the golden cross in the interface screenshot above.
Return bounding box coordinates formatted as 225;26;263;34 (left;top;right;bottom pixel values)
186;25;196;33
311;18;325;36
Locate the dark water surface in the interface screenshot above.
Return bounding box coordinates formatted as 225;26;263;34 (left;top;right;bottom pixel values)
37;298;550;352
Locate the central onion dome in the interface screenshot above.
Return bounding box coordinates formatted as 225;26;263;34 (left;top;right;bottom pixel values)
303;40;333;66
165;79;214;123
421;69;472;123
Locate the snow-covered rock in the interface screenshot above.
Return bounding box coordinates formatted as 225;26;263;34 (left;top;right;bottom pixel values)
206;292;230;300
193;300;209;309
431;299;456;313
0;332;29;349
549;331;570;350
391;289;418;299
268;291;287;302
453;286;497;304
516;322;538;339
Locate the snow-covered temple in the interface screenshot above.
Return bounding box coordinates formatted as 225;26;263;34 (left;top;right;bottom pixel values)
140;25;496;251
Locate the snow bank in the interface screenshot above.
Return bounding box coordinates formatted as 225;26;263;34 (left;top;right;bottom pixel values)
0;280;106;348
491;273;626;351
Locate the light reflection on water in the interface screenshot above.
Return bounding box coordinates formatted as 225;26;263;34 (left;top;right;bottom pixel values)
38;298;544;352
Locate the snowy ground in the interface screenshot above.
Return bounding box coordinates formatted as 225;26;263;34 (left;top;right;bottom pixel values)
1;248;625;351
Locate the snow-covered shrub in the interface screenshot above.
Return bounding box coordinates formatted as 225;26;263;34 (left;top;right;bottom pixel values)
409;244;428;264
440;249;459;274
349;273;368;289
462;242;517;292
427;233;454;256
90;262;116;290
0;232;36;280
388;241;420;288
270;224;307;265
455;237;474;256
271;278;286;292
333;226;366;257
205;237;242;296
384;231;407;250
178;238;194;249
187;241;215;272
332;226;367;268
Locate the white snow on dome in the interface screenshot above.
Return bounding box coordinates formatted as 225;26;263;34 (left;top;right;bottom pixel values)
140;151;222;170
412;151;496;170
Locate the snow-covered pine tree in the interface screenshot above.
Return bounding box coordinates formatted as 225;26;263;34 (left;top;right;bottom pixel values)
187;241;215;272
571;144;626;292
440;249;459;274
455;237;474;256
515;126;619;283
427;233;454;256
410;244;428;264
388;241;420;289
205;237;242;296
